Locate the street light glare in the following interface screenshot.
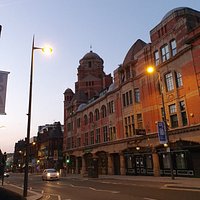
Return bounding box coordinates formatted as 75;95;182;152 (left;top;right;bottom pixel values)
146;66;155;74
42;45;53;55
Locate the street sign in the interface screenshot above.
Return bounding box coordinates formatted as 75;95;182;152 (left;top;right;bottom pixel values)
157;121;168;144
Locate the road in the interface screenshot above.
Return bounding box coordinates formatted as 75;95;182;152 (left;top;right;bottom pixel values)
4;173;200;200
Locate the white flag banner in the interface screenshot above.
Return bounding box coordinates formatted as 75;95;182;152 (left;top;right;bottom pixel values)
0;70;9;115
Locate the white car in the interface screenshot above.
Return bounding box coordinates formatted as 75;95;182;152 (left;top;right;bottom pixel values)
42;168;59;181
4;172;10;177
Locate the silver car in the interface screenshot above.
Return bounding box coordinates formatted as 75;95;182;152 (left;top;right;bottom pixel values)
42;168;59;181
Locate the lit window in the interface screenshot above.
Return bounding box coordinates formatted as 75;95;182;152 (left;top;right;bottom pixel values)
165;72;174;91
161;44;170;62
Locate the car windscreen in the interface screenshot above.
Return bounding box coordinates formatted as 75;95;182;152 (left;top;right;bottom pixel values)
46;169;56;173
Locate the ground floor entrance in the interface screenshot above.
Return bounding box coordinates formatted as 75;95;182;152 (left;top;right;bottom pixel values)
64;139;200;178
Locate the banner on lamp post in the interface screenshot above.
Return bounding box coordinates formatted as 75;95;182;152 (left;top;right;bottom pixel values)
157;121;168;144
0;70;10;115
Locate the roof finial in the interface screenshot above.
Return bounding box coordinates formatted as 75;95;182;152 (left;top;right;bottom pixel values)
90;45;92;52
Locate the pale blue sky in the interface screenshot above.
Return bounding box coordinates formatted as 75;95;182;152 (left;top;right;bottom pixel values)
0;0;199;153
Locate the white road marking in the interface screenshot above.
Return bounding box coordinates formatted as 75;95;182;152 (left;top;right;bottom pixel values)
89;186;120;193
161;186;200;192
144;198;157;200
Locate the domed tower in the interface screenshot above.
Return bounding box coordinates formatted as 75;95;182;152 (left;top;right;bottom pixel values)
75;50;112;100
64;88;74;107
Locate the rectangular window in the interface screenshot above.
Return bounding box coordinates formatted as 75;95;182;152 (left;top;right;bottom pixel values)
109;126;116;141
169;104;178;128
154;50;160;66
121;71;125;83
84;132;88;146
90;131;94;145
103;126;108;142
134;88;140;103
170;114;178;128
170;39;177;56
137;113;143;129
162;154;170;169
123;94;126;107
95;128;100;143
165;72;174;91
108;101;114;114
129;90;133;104
123;90;133;107
77;118;81;128
175;152;187;169
175;72;183;88
180;101;188;126
161;44;170;62
169;104;176;114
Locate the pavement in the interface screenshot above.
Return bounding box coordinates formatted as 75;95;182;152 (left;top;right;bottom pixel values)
1;174;200;200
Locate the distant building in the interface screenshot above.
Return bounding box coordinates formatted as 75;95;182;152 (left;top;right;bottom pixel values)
37;122;63;171
13;121;63;172
63;7;200;177
13;140;26;172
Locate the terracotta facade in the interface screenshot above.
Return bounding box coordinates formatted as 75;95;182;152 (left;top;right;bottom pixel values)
63;7;200;177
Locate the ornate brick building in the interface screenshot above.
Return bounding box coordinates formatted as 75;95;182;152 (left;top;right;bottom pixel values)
63;7;200;177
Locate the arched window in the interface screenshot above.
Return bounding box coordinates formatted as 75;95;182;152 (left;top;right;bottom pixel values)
89;112;93;123
84;114;88;125
101;105;107;118
95;109;100;121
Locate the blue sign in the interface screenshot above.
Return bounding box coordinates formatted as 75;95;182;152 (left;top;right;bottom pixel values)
157;121;168;144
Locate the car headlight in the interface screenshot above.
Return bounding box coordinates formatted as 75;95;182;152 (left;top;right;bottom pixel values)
57;172;59;176
47;173;51;177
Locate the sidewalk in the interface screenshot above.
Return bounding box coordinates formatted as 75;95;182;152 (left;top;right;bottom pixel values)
0;183;43;200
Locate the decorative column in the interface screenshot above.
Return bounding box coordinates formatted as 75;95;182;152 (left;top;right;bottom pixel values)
152;149;160;177
107;154;113;175
120;153;126;175
75;157;79;174
81;156;86;176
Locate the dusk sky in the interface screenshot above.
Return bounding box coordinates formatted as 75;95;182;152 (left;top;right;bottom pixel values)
0;0;200;153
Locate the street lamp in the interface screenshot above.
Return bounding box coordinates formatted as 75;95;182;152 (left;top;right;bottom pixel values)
23;36;52;197
146;66;174;180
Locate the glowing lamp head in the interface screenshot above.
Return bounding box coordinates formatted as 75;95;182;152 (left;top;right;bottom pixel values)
146;66;155;74
42;45;53;55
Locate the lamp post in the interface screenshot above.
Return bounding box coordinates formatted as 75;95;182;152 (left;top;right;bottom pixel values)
23;36;52;197
147;66;174;180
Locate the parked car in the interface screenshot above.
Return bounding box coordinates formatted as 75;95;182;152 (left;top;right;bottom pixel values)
42;168;59;181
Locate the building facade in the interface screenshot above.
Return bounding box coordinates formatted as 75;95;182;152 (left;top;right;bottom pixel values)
63;7;200;177
13;121;63;173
